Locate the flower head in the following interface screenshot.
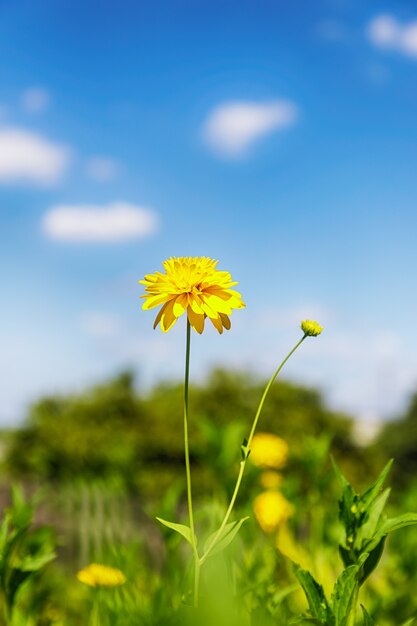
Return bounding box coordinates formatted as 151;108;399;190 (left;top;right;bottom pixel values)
253;491;294;533
250;433;288;469
139;256;245;334
301;319;323;337
77;563;126;588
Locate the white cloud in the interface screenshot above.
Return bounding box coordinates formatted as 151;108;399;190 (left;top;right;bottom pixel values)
0;127;70;185
20;87;50;113
368;14;417;58
202;100;298;157
86;156;119;182
43;201;158;242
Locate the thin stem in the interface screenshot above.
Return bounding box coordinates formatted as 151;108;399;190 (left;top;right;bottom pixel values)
183;320;200;605
200;334;307;564
193;559;201;608
90;592;100;626
183;320;195;545
247;335;307;448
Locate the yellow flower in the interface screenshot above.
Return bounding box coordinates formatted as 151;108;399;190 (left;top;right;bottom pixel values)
250;433;288;469
260;470;283;489
139;256;245;334
77;563;126;588
301;319;323;337
253;491;294;533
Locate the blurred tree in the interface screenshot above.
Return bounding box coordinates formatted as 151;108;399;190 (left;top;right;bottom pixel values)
3;368;364;495
375;391;417;486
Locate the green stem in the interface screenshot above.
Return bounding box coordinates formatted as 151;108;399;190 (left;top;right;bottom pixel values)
90;591;100;626
193;559;201;608
183;320;199;605
200;334;307;564
247;335;307;447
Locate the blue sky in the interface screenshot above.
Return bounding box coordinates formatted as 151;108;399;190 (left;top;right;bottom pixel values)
1;0;417;427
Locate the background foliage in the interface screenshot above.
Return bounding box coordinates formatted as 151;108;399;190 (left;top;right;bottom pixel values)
0;370;416;624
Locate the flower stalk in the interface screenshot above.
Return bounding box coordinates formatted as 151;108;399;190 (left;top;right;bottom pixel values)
200;334;308;564
182;320;200;606
140;258;323;608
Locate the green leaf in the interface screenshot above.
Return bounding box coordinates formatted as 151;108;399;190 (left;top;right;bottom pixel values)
292;563;331;623
0;515;10;558
355;489;390;548
156;518;194;545
361;605;376;625
270;583;299;608
339;545;354;569
241;438;251;460
360;460;393;509
360;538;386;585
203;516;249;558
288;618;324;625
400;619;415;626
378;513;417;536
331;555;368;626
366;513;417;553
6;568;30;609
331;457;350;489
18;551;56;572
332;458;357;536
9;485;32;529
331;565;358;626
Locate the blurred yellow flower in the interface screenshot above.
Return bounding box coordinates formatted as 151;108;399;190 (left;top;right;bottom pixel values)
253;491;294;533
250;433;288;469
77;563;126;588
300;319;323;337
260;470;283;489
139;256;245;334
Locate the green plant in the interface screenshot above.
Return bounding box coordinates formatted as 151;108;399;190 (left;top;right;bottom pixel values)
292;460;417;625
0;486;56;625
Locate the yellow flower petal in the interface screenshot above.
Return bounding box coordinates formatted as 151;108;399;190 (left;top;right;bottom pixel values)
187;307;205;334
220;313;231;330
139;257;245;334
142;293;171;311
173;294;188;317
77;564;126;587
160;300;177;332
210;315;224;334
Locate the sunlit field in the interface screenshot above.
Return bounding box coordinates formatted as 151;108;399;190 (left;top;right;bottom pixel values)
3;2;417;624
0;257;416;625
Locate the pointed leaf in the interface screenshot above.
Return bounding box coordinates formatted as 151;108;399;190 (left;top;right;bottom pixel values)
331;554;367;626
292;563;331;623
331;457;350;489
378;513;417;536
360;460;393;509
203;516;249;558
355;489;390;548
156;518;194;545
271;583;299;608
360;538;386;584
18;551;56;572
332;459;357;536
361;605;376;625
